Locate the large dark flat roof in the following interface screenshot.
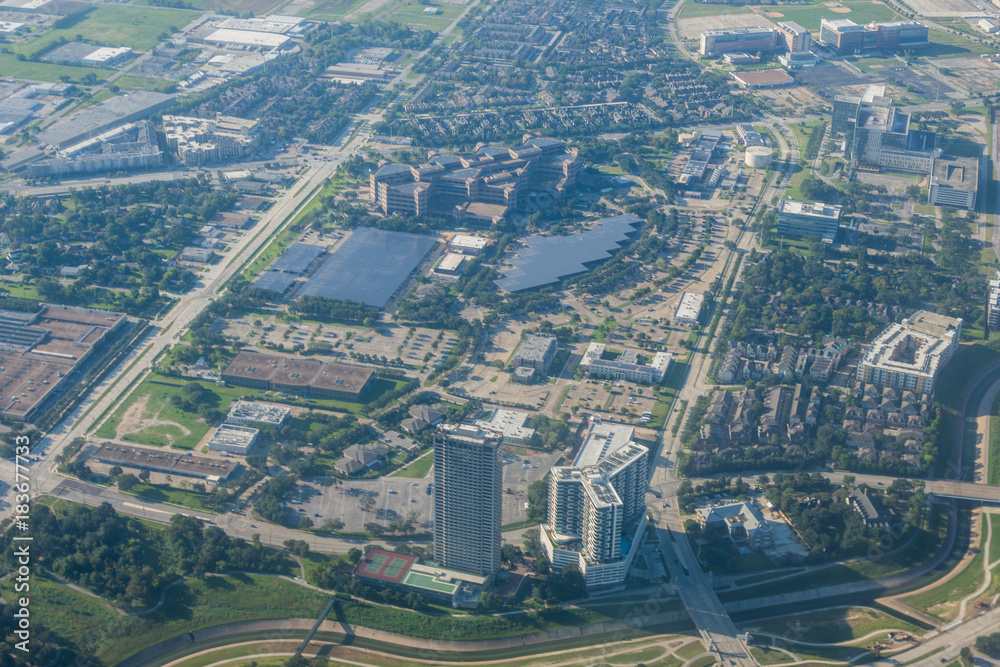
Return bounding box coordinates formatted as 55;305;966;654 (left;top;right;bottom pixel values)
94;443;239;479
222;351;374;396
271;243;325;274
254;271;297;294
299;227;437;308
494;214;642;292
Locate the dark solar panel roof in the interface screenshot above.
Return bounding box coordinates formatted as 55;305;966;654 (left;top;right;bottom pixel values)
494;214;642;293
271;243;324;274
254;271;297;294
299;227;437;308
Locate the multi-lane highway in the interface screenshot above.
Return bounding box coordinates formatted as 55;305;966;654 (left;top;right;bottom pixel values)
17;122;374;515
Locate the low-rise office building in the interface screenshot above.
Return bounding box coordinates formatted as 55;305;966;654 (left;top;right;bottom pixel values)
929;155;979;210
674;292;705;325
512;334;558;373
580;343;672;384
94;443;239;482
222;351;374;401
777;199;842;242
207;424;260;455
226;400;291;428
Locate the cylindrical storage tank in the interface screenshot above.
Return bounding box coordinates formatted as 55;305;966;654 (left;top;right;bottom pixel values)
744;146;774;169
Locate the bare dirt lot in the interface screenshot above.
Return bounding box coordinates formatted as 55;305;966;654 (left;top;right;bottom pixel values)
676;13;776;41
902;0;980;17
932;57;1000;94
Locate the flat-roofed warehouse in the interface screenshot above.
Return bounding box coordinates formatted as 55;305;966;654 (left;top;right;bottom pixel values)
203;28;292;49
35;91;174;150
0;304;126;422
93;443;239;482
222;351;375;400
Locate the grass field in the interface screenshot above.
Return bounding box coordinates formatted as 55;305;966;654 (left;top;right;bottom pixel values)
0;55;111;84
391;450;433;478
93;376;240;449
900;513;988;622
743;607;922;644
95;372;405;448
14;5;194;60
301;0;370;19
7;573;328;667
125;482;215;511
990;391;1000;486
751;0;901;32
923;29;994;58
377;2;464;31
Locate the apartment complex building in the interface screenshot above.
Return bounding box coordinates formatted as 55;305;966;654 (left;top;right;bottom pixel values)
433;424;503;578
542;422;649;588
164;114;261;166
858;310;962;396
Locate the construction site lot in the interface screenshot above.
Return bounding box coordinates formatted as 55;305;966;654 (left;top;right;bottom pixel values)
675;12;775;42
284;446;560;530
929;57;1000;94
752;87;827;116
137;0;285;13
902;0;981;18
220;315;460;374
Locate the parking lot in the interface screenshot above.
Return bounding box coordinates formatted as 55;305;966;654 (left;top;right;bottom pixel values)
284;446;562;531
221;316;458;372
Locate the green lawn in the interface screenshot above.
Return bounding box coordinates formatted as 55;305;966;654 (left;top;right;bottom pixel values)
93;375;240;449
301;0;371;19
125;482;215;511
922;29;995;58
990;391;1000;486
743;607;922;644
19;5;195;57
381;8;454;31
95;372;406;448
0;54;112;84
900;513;988;622
7;573;328;667
391;450;433;478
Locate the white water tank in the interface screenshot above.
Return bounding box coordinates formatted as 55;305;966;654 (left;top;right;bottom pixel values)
744;146;774;169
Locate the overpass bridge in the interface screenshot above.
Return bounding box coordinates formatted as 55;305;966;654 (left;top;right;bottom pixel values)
924;479;1000;503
